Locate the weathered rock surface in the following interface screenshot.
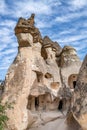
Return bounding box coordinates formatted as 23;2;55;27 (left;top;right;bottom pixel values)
72;55;87;130
58;46;81;91
58;45;80;67
3;46;33;130
1;14;83;130
15;13;43;45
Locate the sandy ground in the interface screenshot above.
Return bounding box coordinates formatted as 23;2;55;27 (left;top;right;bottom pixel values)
30;117;67;130
29;111;82;130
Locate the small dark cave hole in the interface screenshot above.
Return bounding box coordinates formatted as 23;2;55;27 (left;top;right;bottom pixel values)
35;97;39;110
73;81;76;89
58;100;63;110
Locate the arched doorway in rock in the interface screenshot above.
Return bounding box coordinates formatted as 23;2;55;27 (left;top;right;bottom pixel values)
35;97;39;110
68;74;78;89
73;81;76;88
58;100;63;110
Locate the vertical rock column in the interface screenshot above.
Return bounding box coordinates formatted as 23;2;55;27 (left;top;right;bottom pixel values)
72;55;87;130
2;15;37;130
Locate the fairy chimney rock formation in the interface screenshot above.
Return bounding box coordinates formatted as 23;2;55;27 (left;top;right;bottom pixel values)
72;55;87;130
58;45;81;67
15;13;43;47
2;14;83;130
41;36;62;61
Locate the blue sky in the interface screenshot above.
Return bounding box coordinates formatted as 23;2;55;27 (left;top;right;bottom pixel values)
0;0;87;80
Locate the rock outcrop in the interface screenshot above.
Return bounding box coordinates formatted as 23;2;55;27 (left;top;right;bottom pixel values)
71;55;87;130
1;14;82;130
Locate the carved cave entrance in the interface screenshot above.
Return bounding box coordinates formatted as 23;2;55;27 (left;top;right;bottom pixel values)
27;95;71;112
27;94;60;111
73;81;76;89
58;100;63;110
68;74;78;89
35;97;39;110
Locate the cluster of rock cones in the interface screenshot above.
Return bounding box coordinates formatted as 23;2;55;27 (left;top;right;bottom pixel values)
1;14;87;130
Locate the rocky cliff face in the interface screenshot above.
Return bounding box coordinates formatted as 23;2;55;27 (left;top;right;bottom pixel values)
2;14;82;130
72;55;87;130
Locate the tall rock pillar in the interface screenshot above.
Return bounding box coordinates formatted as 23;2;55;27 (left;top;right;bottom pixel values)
2;14;42;130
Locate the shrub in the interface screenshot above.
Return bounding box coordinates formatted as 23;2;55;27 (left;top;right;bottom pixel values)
0;101;9;130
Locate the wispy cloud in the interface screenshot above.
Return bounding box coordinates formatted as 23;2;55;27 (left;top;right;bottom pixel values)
0;0;87;79
55;10;87;23
12;1;51;17
0;20;16;28
69;0;87;10
0;22;18;79
58;34;87;43
0;0;7;14
0;0;57;18
0;49;17;56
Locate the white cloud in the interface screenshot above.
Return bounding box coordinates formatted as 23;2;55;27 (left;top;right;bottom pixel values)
0;25;17;73
0;20;16;28
9;0;53;18
59;29;76;35
36;18;54;29
51;28;87;42
56;33;87;43
83;22;87;27
0;0;7;14
0;43;8;51
69;0;87;10
0;0;61;18
2;49;16;55
0;26;17;51
0;0;87;79
0;27;12;36
55;10;87;23
0;54;16;66
0;67;9;70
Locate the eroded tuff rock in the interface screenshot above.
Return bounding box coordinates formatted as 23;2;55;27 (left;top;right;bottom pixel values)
15;13;43;46
57;45;80;67
2;14;83;130
71;55;87;130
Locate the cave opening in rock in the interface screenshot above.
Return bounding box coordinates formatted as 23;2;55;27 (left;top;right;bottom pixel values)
35;97;39;110
35;71;43;83
68;74;78;89
73;81;76;88
58;100;63;110
45;72;52;79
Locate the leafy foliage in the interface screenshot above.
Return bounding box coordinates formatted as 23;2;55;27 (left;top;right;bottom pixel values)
0;80;5;94
0;101;9;130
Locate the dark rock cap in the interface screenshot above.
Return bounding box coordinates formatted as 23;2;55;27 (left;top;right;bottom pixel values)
43;36;62;52
14;14;43;44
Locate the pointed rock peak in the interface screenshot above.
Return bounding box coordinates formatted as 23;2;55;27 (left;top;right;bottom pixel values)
44;36;51;40
14;14;43;45
16;13;35;28
61;45;77;55
43;36;62;52
43;36;52;45
76;54;87;86
81;54;87;68
58;45;81;67
28;13;35;21
63;45;76;52
53;41;62;52
72;55;87;129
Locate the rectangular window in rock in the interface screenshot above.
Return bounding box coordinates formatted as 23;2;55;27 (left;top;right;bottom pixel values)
35;71;43;83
